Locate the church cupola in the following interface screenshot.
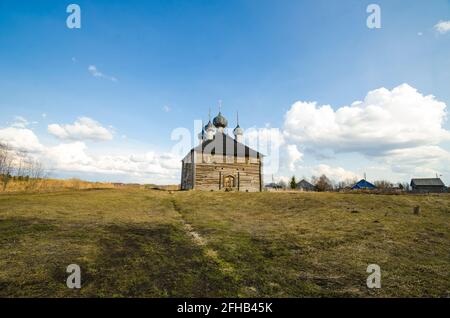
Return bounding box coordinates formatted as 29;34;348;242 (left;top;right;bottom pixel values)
198;126;206;143
205;121;214;140
204;108;215;140
233;111;244;143
213;112;228;131
213;100;228;132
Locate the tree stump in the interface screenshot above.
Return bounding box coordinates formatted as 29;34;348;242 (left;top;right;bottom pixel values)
413;206;421;215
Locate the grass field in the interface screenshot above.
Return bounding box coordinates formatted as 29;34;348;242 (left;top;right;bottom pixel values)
0;189;449;297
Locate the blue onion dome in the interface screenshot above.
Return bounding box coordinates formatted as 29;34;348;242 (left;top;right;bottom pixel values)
204;120;214;131
213;112;228;128
233;124;243;135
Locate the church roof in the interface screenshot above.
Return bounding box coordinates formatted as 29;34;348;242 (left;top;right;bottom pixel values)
191;132;262;158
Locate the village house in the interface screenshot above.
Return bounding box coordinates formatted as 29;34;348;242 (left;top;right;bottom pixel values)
296;179;315;191
410;178;447;193
351;179;376;190
181;110;263;192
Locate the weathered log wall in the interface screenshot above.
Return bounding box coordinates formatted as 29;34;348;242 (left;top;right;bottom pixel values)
181;153;262;192
195;155;261;192
181;162;194;190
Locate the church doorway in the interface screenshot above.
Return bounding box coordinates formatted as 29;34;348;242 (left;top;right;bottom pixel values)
223;175;235;189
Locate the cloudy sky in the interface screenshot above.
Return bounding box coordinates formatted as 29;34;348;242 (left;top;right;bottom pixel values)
1;0;450;185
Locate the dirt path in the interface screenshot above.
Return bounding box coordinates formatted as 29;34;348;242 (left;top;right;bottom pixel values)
169;195;236;275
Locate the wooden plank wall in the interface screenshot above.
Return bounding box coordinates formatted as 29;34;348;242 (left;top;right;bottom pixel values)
181;162;194;190
194;160;261;192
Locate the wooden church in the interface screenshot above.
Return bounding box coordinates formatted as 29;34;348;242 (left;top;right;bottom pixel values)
181;109;263;192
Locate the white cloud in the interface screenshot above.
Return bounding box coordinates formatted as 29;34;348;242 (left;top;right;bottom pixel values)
271;164;360;184
285;144;303;171
12;116;29;128
244;127;285;174
311;164;360;182
244;127;285;152
0;127;44;153
434;20;450;34
379;146;450;175
46;142;92;170
162;105;171;112
48;117;114;141
1;122;180;183
0;112;184;182
282;84;450;181
284;84;450;156
88;65;117;82
45;141;180;180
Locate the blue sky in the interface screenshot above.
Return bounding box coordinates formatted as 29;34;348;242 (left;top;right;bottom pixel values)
1;0;450;184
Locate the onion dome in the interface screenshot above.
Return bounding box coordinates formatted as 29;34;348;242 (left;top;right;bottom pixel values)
233;124;243;136
213;112;228;128
198;128;206;140
204;120;214;132
233;111;243;136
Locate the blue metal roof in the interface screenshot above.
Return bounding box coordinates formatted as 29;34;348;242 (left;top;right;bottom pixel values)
351;179;376;190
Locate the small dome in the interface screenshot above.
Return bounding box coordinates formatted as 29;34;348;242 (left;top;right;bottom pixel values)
233;124;243;136
213;112;228;128
198;128;205;139
204;120;214;131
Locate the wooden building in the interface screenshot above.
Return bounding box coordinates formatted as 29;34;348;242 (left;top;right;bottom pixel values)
296;179;315;191
181;111;263;192
410;178;446;193
351;179;376;190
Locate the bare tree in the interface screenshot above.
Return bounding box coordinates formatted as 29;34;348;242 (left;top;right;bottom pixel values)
374;180;393;189
14;150;29;181
314;174;334;192
401;182;410;192
24;159;47;191
0;143;14;191
336;178;357;191
0;143;48;192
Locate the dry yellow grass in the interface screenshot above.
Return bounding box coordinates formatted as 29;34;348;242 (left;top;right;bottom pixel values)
0;188;449;297
3;178;115;193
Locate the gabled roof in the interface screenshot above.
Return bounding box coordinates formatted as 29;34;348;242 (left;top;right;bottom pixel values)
192;132;262;158
351;179;376;190
296;179;314;189
410;178;445;187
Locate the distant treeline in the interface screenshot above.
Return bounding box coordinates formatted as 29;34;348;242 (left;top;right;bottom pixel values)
269;174;412;193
